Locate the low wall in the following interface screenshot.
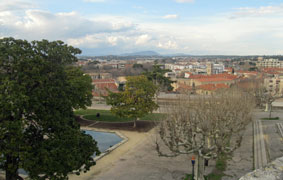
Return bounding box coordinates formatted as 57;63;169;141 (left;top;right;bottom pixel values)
239;156;283;180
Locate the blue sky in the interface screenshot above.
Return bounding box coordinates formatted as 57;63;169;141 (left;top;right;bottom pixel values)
1;0;283;55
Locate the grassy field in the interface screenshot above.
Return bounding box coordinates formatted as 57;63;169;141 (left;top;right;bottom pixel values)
74;109;165;122
261;117;280;120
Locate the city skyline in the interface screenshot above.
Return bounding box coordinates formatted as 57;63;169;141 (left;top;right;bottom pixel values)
1;0;283;55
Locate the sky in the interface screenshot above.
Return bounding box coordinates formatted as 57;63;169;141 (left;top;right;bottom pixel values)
1;0;283;55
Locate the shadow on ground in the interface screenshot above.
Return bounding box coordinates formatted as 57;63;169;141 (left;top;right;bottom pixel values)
75;116;156;132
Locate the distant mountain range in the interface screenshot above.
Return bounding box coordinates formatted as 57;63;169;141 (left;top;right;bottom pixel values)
164;53;190;56
119;51;193;57
120;51;160;56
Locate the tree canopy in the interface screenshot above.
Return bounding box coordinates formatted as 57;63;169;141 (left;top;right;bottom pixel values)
156;88;255;179
143;65;174;92
0;37;99;180
106;75;158;127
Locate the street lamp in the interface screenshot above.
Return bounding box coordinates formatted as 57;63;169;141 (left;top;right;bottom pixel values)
191;155;195;180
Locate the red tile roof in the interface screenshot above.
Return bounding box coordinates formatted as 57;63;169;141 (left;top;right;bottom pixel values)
176;83;192;93
189;73;237;80
262;68;283;75
95;83;118;91
92;79;118;97
196;78;235;82
236;70;258;75
185;72;193;75
197;83;229;91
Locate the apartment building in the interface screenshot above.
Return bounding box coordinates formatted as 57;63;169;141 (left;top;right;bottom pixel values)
264;75;283;96
257;59;283;68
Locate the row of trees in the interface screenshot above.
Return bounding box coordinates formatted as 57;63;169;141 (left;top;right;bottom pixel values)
104;66;258;179
0;37;175;179
237;78;280;118
1;37;271;180
156;89;255;179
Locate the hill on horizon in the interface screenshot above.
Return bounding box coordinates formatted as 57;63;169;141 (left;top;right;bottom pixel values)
120;51;160;56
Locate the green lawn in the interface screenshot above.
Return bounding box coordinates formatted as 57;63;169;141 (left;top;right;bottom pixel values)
261;117;280;120
74;109;165;122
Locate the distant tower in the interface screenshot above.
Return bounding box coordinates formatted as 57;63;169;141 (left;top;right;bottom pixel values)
258;57;263;61
206;62;213;75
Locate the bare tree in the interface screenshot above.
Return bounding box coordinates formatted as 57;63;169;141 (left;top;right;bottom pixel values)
236;78;264;107
156;89;255;179
246;79;278;118
237;76;283;118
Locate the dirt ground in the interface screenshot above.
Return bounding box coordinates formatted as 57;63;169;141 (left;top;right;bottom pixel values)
72;117;216;180
69;128;197;180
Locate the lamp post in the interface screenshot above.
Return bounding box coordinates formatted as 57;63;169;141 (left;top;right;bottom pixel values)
191;155;195;180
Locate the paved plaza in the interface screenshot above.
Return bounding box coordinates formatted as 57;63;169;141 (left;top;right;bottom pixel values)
223;109;283;180
70;108;283;180
69;129;214;180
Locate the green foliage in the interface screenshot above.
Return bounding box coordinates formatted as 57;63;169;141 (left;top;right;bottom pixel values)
206;174;224;180
248;67;258;71
0;37;99;179
261;117;279;120
249;62;256;66
105;75;158;126
74;109;164;122
210;153;229;180
118;83;125;92
65;66;93;109
133;63;143;69
215;154;228;171
143;65;174;92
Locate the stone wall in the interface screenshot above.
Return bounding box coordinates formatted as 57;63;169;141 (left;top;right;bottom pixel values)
239;156;283;180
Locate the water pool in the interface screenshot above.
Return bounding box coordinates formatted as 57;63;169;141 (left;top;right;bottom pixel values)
84;130;123;154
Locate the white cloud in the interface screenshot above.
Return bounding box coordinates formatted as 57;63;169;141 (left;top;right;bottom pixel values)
137;9;283;55
163;14;178;19
0;8;136;41
0;0;37;12
107;36;118;46
158;40;178;49
231;4;283;18
135;34;151;45
175;0;194;3
2;2;283;55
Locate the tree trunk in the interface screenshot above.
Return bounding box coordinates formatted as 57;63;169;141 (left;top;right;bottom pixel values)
133;118;137;128
155;91;160;113
196;155;205;180
269;103;272;119
5;155;20;180
265;103;269;112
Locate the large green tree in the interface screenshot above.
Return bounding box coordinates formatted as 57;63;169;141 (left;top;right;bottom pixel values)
106;75;158;128
0;38;99;180
143;65;174;92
